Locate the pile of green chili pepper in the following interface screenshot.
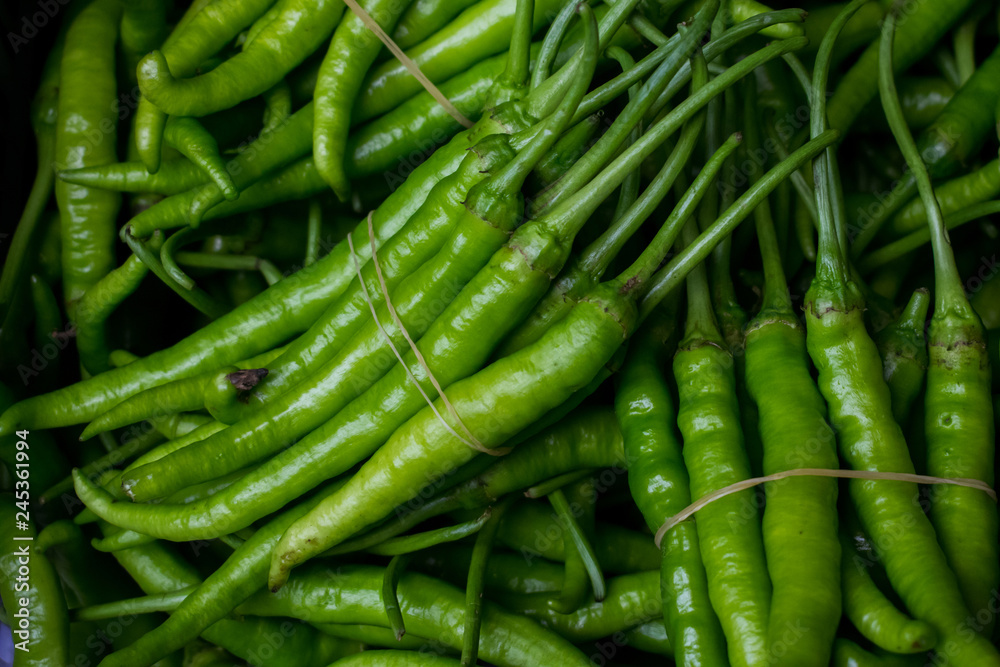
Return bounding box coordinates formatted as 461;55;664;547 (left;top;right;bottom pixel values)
1;0;999;665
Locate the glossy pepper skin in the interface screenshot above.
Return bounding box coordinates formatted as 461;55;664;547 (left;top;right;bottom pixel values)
120;33;599;501
314;0;415;201
94;481;348;667
804;277;999;666
99;523;351;667
0;95;519;435
54;0;123;323
268;283;637;588
0;495;69;666
742;85;841;667
839;516;937;654
353;0;566;122
134;0;265;171
615;308;727;666
673;279;770;667
138;0;345;117
238;564;595;667
924;305;999;634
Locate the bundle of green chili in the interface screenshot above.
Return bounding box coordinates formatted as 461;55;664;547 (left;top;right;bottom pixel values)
1;0;999;666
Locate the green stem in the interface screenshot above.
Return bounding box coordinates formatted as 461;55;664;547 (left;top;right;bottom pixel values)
174;253;283;286
499;0;535;89
72;587;195;621
461;496;516;666
810;0;869;284
639;130;839;318
617;127;742;291
382;554;410;640
305;200;321;267
744;82;791;313
543;37;807;245
858;201;1000;273
483;5;598;199
549;489;605;601
532;0;719;217
878;6;969;314
680;215;718;337
365;512;491;557
123;231;226;319
529;0;577;90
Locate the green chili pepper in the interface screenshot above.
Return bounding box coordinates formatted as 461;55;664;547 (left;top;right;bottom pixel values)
162;117;237;201
0;493;69;666
134;0;270;171
742;82;841;667
58;158;209;196
54;0;123;326
139;0;317;117
884;159;1000;239
93;479;347;667
849;43;1000;256
674;215;771;667
615;306;727;666
267;125;831;587
241;564;595;667
120;17;602;499
314;0;419;201
875;288;930;427
495;570;663;643
801;6;999;664
74;107;832;569
878;13;1000;634
412;544;564;596
100;521;350;667
839;516;937;653
80;347;284;439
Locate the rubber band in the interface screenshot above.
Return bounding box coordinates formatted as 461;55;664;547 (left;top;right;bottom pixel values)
653;467;998;548
342;0;475;129
347;213;509;456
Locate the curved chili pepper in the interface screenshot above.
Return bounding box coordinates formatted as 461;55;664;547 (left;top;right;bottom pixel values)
801;7;999;663
314;0;419;201
674;215;771;667
162;116;237;201
267;126;830;588
0;493;69;665
850;43;1000;256
136;0;291;115
840;515;937;653
826;0;975;133
120;13;605;499
54;0;123;324
743;83;841;667
615;306;727;666
240;564;595;666
878;20;1000;634
496;570;665;644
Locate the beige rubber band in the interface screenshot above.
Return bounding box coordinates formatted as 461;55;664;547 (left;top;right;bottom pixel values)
342;0;475;129
653;468;998;548
347;214;509;456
